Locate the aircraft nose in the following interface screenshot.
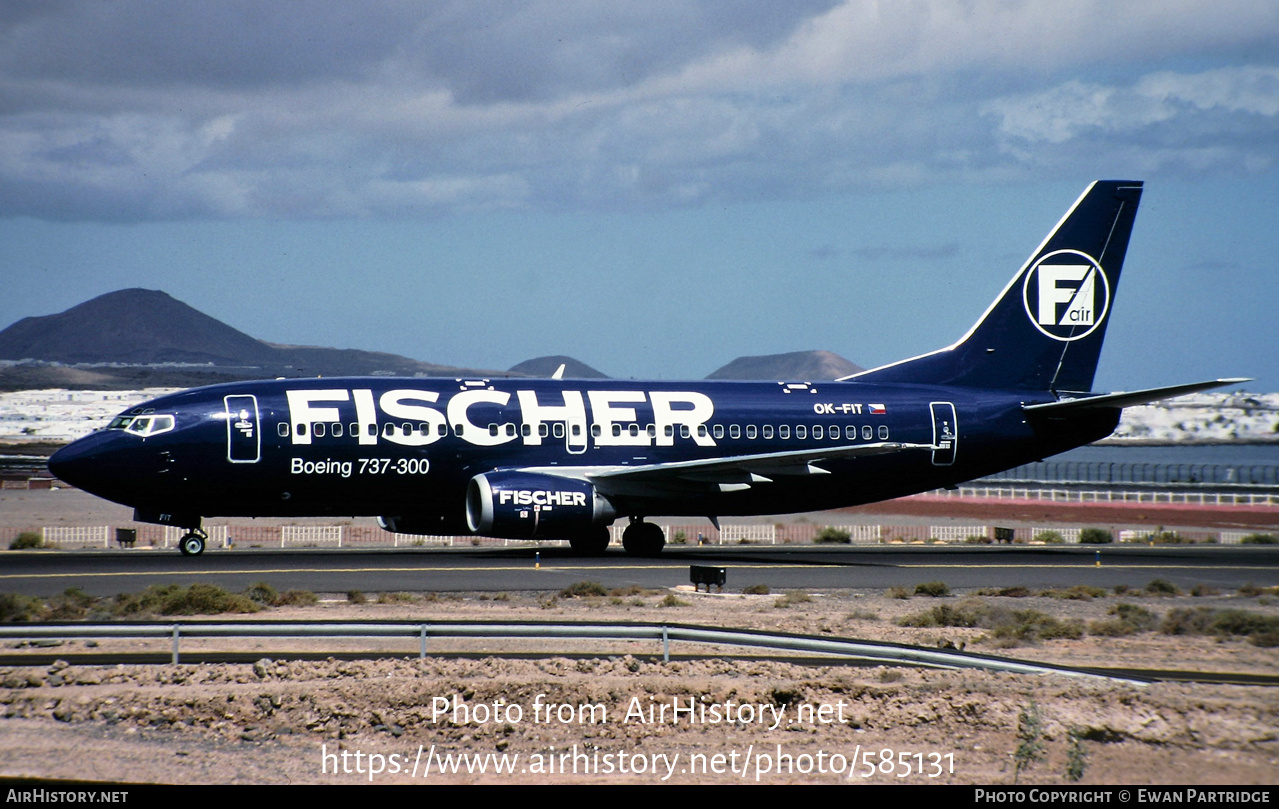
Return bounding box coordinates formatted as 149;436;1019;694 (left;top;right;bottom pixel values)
48;430;133;495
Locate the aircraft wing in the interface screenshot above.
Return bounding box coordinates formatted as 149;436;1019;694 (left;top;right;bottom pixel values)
518;441;934;497
1023;378;1251;415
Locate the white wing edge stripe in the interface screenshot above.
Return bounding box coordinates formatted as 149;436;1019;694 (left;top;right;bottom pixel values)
513;441;936;483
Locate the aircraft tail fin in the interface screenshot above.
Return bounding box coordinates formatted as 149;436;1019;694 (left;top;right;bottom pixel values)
844;180;1144;393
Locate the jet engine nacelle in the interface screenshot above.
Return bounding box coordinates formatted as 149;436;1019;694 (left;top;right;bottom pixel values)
466;471;616;539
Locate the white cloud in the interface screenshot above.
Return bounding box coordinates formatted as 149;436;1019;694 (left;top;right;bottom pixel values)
983;66;1279;174
1;1;1277;220
1137;66;1279;116
987;66;1279;143
665;1;1279;91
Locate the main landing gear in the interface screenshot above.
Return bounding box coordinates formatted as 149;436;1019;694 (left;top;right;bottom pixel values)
622;518;665;557
178;528;208;556
568;526;611;556
564;520;667;556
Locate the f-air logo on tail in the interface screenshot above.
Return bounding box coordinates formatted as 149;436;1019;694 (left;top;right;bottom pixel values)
1022;249;1110;342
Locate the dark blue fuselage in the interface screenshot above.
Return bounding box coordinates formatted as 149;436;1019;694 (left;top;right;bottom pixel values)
49;376;1117;535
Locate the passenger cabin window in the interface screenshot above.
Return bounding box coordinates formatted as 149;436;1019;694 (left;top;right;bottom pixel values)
713;425;724;439
729;425;740;439
779;425;789;439
845;425;855;440
297;422;308;438
879;425;890;440
333;422;344;437
813;425;824;439
277;423;290;437
553;423;565;439
796;425;806;439
746;425;757;439
862;425;873;440
762;425;773;439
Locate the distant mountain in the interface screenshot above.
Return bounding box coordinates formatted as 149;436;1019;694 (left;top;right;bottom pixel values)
0;291;870;391
508;355;608;378
706;350;864;381
0;289;277;366
0;289;512;388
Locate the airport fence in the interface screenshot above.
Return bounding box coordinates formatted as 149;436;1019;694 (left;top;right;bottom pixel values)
4;520;1264;550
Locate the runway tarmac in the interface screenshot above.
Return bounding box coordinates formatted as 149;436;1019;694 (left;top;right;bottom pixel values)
3;485;1276;597
3;544;1276;597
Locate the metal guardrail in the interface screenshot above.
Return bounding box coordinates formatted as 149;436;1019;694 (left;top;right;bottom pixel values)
0;620;1143;682
981;460;1279;489
939;485;1279;508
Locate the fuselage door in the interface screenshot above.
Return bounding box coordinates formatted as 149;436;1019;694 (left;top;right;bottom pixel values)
224;395;261;463
930;401;957;466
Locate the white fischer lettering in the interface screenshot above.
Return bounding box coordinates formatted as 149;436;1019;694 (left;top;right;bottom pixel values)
497;489;589;507
286;388;717;449
286;389;348;446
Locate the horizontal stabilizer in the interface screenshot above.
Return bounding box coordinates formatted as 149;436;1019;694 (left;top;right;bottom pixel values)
1023;378;1251;414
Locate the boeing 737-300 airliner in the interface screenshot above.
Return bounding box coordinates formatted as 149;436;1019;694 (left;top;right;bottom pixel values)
48;181;1245;556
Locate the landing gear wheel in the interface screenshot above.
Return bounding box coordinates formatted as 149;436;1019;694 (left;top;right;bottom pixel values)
568;527;611;556
178;531;207;556
622;520;666;557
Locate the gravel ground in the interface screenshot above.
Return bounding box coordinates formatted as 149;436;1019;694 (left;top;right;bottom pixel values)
2;484;1277;785
2;588;1277;785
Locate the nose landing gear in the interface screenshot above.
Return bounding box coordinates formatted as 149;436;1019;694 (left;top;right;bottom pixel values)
178;528;209;556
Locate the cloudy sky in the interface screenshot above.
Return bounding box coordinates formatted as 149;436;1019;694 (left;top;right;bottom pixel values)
2;1;1276;390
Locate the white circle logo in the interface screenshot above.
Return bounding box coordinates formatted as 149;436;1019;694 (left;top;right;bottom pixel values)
1021;249;1110;342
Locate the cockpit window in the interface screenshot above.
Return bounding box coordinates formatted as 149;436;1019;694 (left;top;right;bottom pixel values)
109;414;175;437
